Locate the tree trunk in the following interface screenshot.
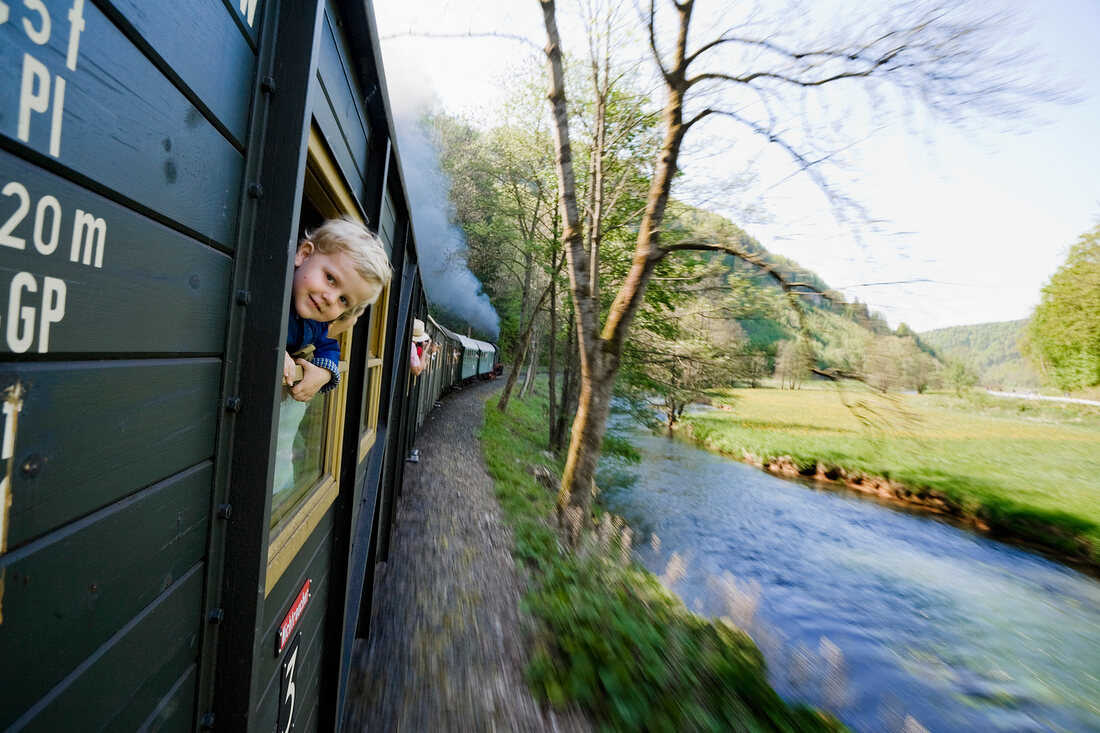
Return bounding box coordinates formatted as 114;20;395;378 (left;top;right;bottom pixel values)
556;351;617;537
521;322;541;398
546;13;690;525
552;317;576;453
548;250;558;445
497;339;528;413
540;0;691;533
497;276;557;413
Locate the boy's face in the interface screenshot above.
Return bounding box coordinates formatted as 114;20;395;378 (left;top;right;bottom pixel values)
292;241;378;323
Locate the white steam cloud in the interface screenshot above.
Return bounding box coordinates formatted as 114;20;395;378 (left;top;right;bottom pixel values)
380;46;500;341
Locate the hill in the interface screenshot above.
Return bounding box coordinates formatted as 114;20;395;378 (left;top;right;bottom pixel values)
919;319;1041;388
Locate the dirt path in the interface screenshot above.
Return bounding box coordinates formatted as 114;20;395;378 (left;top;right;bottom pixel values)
343;379;590;732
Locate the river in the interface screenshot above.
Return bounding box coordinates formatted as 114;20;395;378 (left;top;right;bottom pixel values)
597;417;1100;732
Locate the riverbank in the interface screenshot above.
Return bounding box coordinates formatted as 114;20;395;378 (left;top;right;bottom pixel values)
681;386;1100;574
481;384;846;731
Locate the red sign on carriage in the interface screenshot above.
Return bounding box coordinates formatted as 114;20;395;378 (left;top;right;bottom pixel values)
277;579;311;654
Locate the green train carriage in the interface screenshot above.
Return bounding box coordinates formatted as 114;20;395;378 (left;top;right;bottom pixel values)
0;1;470;729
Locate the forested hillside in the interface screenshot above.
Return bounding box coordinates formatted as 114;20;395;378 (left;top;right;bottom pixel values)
919;320;1041;388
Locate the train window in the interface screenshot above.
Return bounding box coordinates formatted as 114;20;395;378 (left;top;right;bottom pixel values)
358;279;388;460
266;128;364;591
358;187;395;460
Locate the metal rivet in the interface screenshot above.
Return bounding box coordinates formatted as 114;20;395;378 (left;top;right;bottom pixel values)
261;76;276;94
20;454;44;478
225;397;242;413
218;503;233;520
248;182;264;199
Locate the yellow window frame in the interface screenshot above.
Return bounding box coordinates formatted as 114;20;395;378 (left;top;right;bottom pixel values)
359;280;388;461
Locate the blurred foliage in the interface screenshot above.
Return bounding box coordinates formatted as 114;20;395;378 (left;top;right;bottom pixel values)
942;358;979;396
617;252;762;430
1023;224;1100;392
480;381;846;732
600;432;642;463
432;102;560;363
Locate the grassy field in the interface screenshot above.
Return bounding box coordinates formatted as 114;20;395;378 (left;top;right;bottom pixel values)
480;384;845;732
682;386;1100;567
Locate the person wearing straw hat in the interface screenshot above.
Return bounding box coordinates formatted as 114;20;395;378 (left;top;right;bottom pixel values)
410;318;430;376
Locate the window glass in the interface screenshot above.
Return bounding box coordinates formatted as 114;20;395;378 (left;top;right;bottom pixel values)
271;391;328;526
361;297;383;432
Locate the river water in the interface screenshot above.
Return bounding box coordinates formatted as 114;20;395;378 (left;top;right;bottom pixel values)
597;419;1100;732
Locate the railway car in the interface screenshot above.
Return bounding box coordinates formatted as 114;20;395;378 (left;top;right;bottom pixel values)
476;341;497;378
456;333;479;382
0;1;483;730
429;316;464;389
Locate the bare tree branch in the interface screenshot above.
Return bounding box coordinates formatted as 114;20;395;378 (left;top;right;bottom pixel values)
380;29;543;53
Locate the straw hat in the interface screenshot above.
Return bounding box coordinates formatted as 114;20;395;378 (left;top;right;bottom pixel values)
411;318;430;343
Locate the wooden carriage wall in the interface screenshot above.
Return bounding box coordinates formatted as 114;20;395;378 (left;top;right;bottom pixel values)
0;1;432;730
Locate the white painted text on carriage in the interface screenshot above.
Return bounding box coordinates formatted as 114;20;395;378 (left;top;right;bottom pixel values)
239;0;258;28
3;272;66;353
0;177;110;353
1;180;107;266
9;0;86;159
4;1;85;58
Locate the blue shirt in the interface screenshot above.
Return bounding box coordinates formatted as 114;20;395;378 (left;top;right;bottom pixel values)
286;311;340;393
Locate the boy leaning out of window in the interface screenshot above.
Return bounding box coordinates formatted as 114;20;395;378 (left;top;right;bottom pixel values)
284;218;392;401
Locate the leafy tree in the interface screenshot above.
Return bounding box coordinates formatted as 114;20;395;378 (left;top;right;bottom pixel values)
900;339;938;394
434;115;531;347
861;336;904;393
943;358;979;396
859;335;938;393
433;101;564;414
1024;224;1100;391
621;282;748;430
737;351;770;388
774;337;814;389
536;0;1052;528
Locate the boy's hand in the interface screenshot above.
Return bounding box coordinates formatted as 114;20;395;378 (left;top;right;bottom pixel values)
283;351;297;386
289;358;331;402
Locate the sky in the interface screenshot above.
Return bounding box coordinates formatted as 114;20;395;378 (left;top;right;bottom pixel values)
373;0;1100;333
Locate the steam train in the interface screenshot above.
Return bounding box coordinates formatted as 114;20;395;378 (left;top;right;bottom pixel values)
0;1;496;730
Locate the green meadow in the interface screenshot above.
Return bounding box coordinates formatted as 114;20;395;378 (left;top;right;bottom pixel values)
682;387;1100;567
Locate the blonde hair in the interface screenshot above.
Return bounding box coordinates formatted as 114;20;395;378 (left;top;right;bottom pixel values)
303;217;393;308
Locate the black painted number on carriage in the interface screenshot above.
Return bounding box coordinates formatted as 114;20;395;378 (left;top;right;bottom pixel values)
277;631;301;733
